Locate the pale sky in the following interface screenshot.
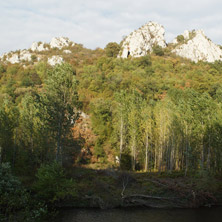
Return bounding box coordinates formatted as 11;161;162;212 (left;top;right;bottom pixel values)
1;0;222;55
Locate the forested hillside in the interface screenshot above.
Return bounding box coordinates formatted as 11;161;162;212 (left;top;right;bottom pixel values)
1;43;222;173
1;41;222;220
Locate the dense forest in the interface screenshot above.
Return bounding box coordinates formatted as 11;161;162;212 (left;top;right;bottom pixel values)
1;42;222;220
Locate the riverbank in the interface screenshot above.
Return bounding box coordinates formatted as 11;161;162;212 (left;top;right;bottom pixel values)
1;164;222;221
55;167;222;210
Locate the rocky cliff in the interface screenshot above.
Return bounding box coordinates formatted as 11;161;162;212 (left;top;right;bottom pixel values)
119;21;166;58
171;30;222;63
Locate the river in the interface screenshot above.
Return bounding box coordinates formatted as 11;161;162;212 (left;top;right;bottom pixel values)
56;206;222;222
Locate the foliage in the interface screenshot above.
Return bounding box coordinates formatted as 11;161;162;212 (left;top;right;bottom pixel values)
152;45;164;56
0;162;29;216
33;162;77;203
1;40;222;175
42;63;80;162
105;42;120;57
177;35;185;43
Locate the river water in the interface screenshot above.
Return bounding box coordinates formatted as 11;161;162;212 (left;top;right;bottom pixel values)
56;206;222;222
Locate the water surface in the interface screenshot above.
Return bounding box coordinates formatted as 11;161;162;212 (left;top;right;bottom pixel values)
56;206;222;222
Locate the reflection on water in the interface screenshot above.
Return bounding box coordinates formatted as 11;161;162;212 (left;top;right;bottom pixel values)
56;206;222;222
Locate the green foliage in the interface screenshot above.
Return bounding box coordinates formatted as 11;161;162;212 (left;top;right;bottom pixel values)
0;162;29;216
177;35;185;43
42;63;80;162
105;42;120;57
33;162;76;203
31;54;37;62
136;55;152;68
152;45;164;56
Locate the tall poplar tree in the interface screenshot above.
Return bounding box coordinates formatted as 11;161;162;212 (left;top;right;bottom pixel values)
42;63;79;163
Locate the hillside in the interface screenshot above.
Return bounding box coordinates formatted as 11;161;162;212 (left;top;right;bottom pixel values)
1;21;222;221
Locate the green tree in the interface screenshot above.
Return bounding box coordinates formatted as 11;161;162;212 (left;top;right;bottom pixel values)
0;97;18;164
105;42;120;57
152;45;164;56
42;63;80;163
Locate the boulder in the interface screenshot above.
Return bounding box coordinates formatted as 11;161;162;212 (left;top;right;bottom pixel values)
7;53;20;64
48;55;63;66
19;50;32;61
31;42;48;51
50;37;75;49
63;49;72;54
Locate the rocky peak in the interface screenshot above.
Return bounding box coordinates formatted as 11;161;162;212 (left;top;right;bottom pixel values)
50;37;75;49
119;21;166;58
172;30;222;63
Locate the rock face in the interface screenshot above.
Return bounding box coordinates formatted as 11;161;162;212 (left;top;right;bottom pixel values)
31;42;48;52
19;50;32;61
172;30;222;63
50;37;74;49
2;50;32;64
0;36;75;65
7;54;20;64
119;21;166;58
48;55;63;66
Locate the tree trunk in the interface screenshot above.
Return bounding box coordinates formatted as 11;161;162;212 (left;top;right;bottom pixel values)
145;131;149;172
131;133;136;171
56;117;62;164
119;115;123;166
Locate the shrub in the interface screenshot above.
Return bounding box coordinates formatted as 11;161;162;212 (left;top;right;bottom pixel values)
105;42;120;57
0;162;29;216
177;35;185;43
136;55;152;68
152;45;164;56
33;162;77;203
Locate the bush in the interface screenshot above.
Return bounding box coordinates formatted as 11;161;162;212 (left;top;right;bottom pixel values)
152;45;164;56
33;162;77;203
136;55;152;68
177;35;185;43
0;162;50;221
105;42;120;57
0;163;29;217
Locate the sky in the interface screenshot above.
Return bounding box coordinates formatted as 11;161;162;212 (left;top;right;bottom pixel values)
1;0;222;55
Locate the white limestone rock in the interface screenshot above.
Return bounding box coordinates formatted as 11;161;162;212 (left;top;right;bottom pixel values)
31;42;48;51
7;53;20;64
0;53;7;61
50;37;74;49
48;55;63;66
63;49;72;54
119;21;166;58
19;50;32;61
172;30;222;63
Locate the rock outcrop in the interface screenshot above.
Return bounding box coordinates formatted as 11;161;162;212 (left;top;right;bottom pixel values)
172;30;222;63
63;49;72;54
31;42;48;52
1;50;33;64
50;37;75;49
48;55;63;66
119;21;166;58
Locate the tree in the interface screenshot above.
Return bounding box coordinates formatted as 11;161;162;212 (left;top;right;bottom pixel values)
42;63;80;163
18;93;50;166
0;97;18;164
113;90;129;167
105;42;120;57
152;45;164;56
